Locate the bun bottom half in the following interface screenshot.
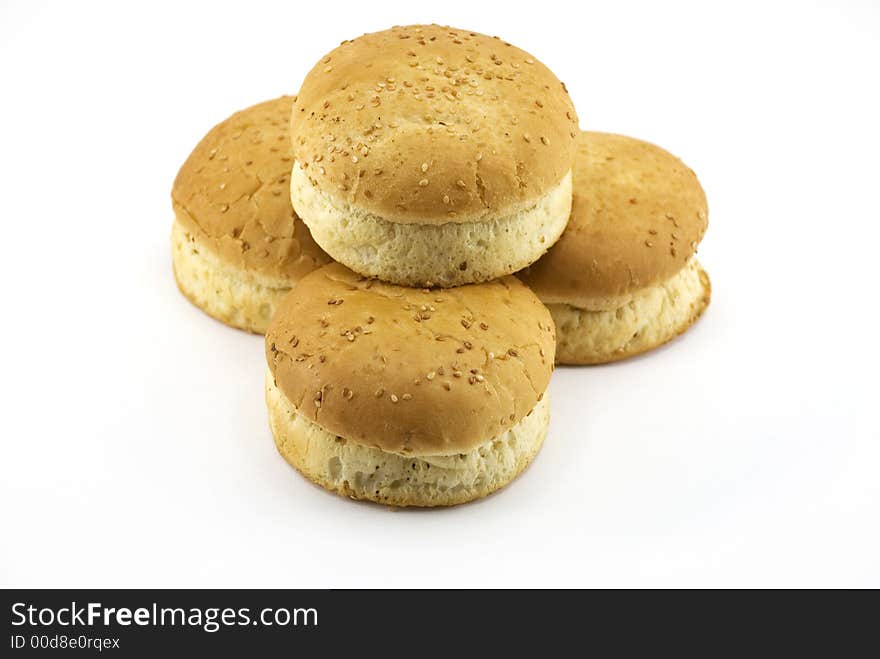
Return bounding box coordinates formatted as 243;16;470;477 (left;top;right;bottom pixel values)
265;372;549;507
290;163;571;288
171;219;294;334
549;259;711;365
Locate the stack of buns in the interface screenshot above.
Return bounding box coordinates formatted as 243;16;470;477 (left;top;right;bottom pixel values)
172;25;711;507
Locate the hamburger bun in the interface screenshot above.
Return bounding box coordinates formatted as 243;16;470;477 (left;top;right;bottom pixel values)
518;132;711;364
264;263;556;506
290;25;579;287
172;96;331;333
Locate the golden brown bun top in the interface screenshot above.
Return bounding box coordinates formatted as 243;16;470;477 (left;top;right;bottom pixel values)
518;132;708;309
266;263;555;456
291;24;579;225
172;96;331;279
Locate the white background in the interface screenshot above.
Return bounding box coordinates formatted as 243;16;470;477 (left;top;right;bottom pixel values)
1;0;878;588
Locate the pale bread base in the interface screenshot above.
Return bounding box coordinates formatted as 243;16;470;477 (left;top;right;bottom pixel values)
290;162;571;287
266;371;549;507
171;219;295;334
548;259;711;365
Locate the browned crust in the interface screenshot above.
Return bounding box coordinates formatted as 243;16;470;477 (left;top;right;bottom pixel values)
519;131;708;309
172;96;331;279
265;262;555;456
291;24;579;224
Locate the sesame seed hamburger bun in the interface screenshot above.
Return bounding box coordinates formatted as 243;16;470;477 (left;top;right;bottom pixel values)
264;262;555;506
172;96;331;333
290;24;579;287
518;132;711;364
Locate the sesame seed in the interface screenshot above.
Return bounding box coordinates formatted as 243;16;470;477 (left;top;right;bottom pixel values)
645;240;654;247
488;352;495;360
426;371;436;380
390;394;399;403
418;178;429;186
402;393;412;401
507;348;518;357
220;204;229;213
540;136;549;145
453;371;462;378
476;374;485;382
443;383;451;391
443;195;451;204
464;341;472;350
421;162;429;172
375;388;384;398
456;180;466;189
343;388;353;400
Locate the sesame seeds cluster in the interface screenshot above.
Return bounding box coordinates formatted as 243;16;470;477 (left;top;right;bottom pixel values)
290;25;579;224
172;96;331;279
265;262;555;457
518;132;709;310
